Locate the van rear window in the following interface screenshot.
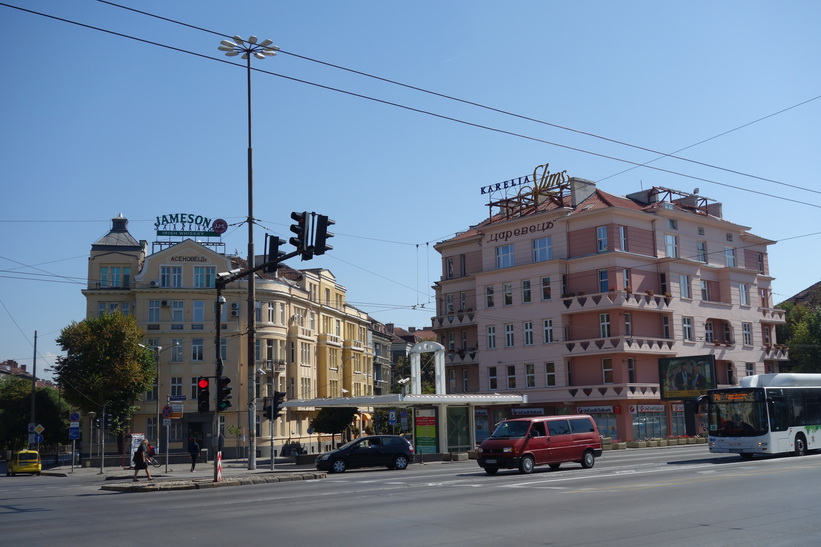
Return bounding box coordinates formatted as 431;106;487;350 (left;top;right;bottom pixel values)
569;418;595;433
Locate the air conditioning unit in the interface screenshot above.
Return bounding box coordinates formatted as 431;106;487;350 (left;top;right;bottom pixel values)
161;300;169;307
230;310;240;318
231;302;240;310
150;281;158;288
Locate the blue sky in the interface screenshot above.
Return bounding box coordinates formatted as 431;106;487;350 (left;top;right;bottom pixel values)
2;1;820;379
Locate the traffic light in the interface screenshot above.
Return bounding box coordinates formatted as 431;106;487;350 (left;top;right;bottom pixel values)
272;391;286;419
263;397;273;420
197;377;210;413
105;413;114;430
313;215;335;256
217;376;233;411
264;235;286;273
289;211;309;254
93;417;101;429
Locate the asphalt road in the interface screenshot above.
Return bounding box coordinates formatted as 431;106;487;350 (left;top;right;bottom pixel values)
3;446;820;546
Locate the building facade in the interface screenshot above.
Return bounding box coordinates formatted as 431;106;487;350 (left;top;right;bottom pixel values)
432;173;788;442
82;215;374;458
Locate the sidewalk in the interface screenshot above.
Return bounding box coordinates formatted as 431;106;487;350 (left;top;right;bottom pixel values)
42;458;325;492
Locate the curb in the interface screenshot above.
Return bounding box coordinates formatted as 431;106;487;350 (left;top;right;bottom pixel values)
100;471;326;492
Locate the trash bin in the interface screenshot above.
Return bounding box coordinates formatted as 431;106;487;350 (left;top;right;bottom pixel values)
200;448;208;464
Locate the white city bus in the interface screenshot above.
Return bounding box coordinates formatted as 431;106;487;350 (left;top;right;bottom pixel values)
707;373;821;459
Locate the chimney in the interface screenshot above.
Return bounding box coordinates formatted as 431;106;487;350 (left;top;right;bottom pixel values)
570;177;596;207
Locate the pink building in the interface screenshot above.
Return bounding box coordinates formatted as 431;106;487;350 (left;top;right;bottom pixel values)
432;173;788;442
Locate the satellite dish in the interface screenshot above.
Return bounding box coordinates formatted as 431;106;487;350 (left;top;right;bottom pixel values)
693;188;700;194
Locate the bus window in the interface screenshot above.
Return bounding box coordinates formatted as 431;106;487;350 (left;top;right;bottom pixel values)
769;396;789;432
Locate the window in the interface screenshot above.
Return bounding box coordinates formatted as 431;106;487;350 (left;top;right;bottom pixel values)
194;266;216;288
726;233;734;242
723;322;733;344
746;362;755;376
488;367;498;390
668;218;678;230
624;313;632;336
148;300;161;323
503;283;513;306
762;325;771;345
705;321;714;343
602;358;613;384
543;319;554;343
446;257;454;279
742;322;753;346
627;358;636;383
161;266;183;288
598;270;609;293
171;377;182;397
486;326;496;349
541;277;552;301
460;291;467;311
524;321;533;346
567;360;574;385
662;316;670;339
596;226;608;252
757;253;764;273
739;283;749;306
725;247;737;268
533;236;553;262
545;362;556;386
485;286;494;308
698;227;705;236
525;363;536;388
619;226;629;251
623;269;631;291
701;280;711;301
460;254;467;276
462;370;468;392
505;324;515;347
507;365;517;389
171;301;184;323
679;275;691;299
682;317;694;341
447;332;455;351
522;280;531;303
696;241;707;263
599;313;611;338
192;338;204;361
190;377;199;400
171;339;183;362
665;234;679;258
445;294;454;314
496;244;514;269
192;300;205;323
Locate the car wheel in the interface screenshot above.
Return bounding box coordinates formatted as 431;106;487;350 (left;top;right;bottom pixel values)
549;463;561;470
484;467;499;475
330;459;347;473
518;455;535;474
581;449;595;469
392;455;409;470
795;434;807;457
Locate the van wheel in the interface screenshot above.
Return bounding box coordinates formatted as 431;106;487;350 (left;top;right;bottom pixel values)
795;434;807;457
581;450;595;469
518;455;535;474
549;463;561;470
484;467;498;475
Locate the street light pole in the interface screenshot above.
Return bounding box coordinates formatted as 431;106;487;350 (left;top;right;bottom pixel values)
218;35;278;471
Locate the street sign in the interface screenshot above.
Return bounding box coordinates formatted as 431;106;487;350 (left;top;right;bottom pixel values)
168;395;187;402
69;428;80;440
389;410;397;425
171;403;184;419
69;422;80;429
34;433;44;443
162;405;173;418
163;418;171;427
69;412;81;422
28;423;36;433
34;424;45;434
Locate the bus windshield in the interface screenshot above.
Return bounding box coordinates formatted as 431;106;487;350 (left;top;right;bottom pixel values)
708;389;769;437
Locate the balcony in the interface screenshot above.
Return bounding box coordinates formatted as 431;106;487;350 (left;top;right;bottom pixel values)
434;309;477;327
760;307;786;324
446;348;479;365
561;290;672;314
762;345;790;361
539;383;661;403
564;336;675;356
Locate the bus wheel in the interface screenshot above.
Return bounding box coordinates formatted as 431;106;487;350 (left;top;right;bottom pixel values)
795;434;807;457
740;453;754;460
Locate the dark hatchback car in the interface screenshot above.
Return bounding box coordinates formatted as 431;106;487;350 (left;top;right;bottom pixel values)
316;435;414;473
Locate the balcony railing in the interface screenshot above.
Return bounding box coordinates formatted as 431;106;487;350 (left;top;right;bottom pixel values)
564;336;675;355
434;309;477;327
760;307;786;323
538;383;661;403
561;290;672;313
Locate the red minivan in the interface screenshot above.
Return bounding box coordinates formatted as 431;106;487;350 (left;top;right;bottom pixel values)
477;415;603;474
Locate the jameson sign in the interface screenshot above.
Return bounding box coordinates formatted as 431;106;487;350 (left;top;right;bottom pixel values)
155;213;228;237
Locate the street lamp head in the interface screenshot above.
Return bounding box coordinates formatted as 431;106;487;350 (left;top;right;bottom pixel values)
218;36;279;59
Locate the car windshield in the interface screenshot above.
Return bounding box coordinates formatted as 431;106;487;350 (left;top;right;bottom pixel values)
489;421;530;438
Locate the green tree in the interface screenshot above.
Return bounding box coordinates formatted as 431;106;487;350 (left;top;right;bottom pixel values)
777;301;821;373
54;313;155;439
310;407;357;446
0;377;68;450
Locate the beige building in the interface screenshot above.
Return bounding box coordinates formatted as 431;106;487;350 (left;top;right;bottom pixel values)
433;171;788;442
82;215;372;458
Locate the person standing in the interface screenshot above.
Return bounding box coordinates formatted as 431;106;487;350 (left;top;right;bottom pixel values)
132;439;153;482
188;437;200;472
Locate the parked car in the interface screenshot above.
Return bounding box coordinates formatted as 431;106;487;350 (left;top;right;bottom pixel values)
7;449;42;476
316;435;414;473
477;415;603;474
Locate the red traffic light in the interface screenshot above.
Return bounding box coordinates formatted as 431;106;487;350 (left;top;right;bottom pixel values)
198;377;210;389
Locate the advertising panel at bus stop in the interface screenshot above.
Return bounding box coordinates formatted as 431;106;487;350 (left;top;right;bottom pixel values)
659;355;717;400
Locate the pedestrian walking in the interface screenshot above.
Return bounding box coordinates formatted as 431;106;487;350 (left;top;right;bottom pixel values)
132;439;153;482
188;437;200;472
